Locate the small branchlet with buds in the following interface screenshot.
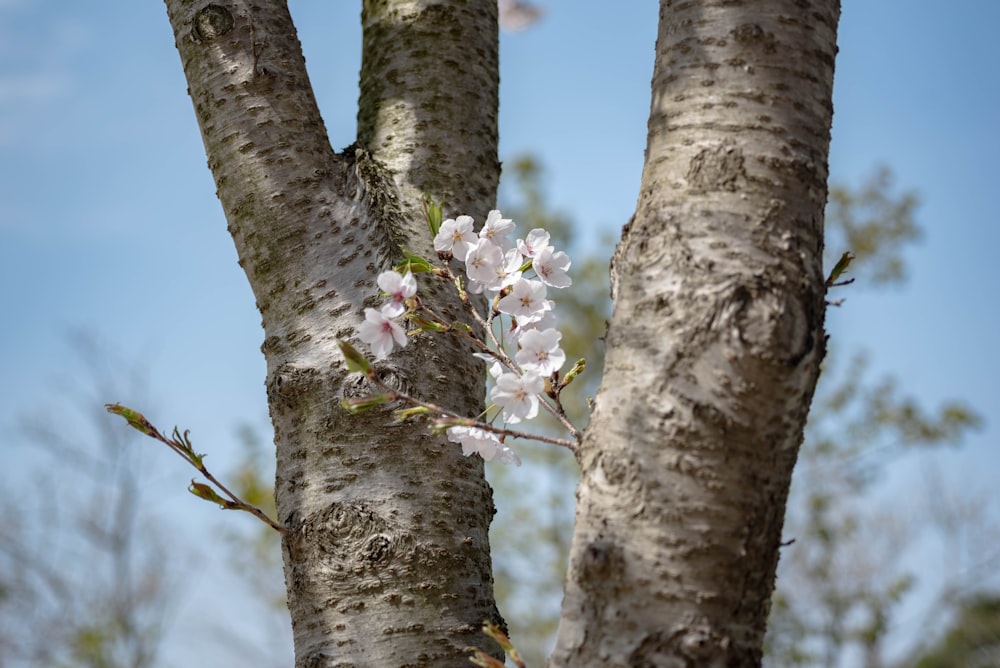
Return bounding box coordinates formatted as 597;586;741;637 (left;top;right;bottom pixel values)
105;403;286;535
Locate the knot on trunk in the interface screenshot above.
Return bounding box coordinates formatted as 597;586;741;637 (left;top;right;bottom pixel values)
191;5;234;43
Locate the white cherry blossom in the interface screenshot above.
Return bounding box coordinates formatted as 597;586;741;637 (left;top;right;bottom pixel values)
510;302;557;339
377;270;417;318
516;228;552;258
447;426;501;459
474;353;504;380
480;209;516;249
499;0;543;33
495;444;522;466
515;327;566;376
464;238;504;288
532;246;572;288
357;307;407;359
488;247;525;291
497;278;549;323
490;370;543;423
446;426;521;466
434;215;477;261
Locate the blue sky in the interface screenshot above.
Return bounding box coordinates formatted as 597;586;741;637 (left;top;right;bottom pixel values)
1;0;998;663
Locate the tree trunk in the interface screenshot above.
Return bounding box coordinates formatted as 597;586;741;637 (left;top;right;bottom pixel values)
162;1;502;665
550;2;839;666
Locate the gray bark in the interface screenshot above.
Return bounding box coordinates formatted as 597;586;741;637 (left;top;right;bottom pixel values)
551;2;840;666
162;1;502;665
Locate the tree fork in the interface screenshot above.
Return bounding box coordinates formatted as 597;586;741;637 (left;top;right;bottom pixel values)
163;0;503;664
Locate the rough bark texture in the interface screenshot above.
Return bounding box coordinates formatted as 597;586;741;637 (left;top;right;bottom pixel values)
550;2;840;667
162;1;502;666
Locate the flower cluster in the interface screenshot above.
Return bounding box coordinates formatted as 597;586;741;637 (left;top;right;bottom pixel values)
352;208;576;466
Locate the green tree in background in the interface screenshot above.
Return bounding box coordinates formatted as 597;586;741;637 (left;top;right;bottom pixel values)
763;167;986;668
0;335;173;668
911;595;1000;668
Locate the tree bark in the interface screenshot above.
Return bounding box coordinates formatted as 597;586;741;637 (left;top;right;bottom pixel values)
162;1;502;665
551;2;839;666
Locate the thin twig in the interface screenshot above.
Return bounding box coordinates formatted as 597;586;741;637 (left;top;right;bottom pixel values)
105;404;287;535
365;375;577;452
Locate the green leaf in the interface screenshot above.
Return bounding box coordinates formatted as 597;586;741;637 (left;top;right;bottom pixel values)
408;315;448;333
393;406;432;422
189;480;232;509
827;251;855;285
105;403;159;438
467;649;507;668
480;622;525;668
424;195;444;237
559;358;586;389
171;426;203;464
430;415;473;435
341;393;394;413
395;251;436;274
338;340;373;376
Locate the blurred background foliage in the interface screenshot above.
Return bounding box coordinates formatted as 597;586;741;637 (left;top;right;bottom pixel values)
0;334;173;668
